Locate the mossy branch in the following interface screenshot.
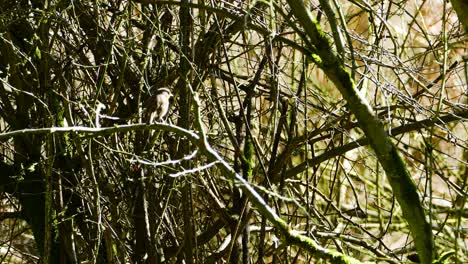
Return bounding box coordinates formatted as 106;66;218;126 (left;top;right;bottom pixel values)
286;0;434;263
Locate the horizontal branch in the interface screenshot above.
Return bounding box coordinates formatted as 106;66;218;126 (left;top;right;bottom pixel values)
0;117;368;262
0;123;199;141
286;109;468;178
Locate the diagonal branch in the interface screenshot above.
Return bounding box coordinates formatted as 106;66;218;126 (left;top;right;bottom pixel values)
0;122;367;263
285;0;434;263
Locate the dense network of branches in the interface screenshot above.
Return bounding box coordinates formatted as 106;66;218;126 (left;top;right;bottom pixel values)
0;0;466;263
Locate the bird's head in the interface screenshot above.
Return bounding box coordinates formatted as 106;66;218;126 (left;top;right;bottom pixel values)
154;87;173;98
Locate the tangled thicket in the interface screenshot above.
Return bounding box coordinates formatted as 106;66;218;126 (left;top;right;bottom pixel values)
0;0;466;263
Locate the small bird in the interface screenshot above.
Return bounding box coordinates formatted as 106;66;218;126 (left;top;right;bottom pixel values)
144;87;173;123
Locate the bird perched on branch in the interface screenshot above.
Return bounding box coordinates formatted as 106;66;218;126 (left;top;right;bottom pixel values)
144;87;173;123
